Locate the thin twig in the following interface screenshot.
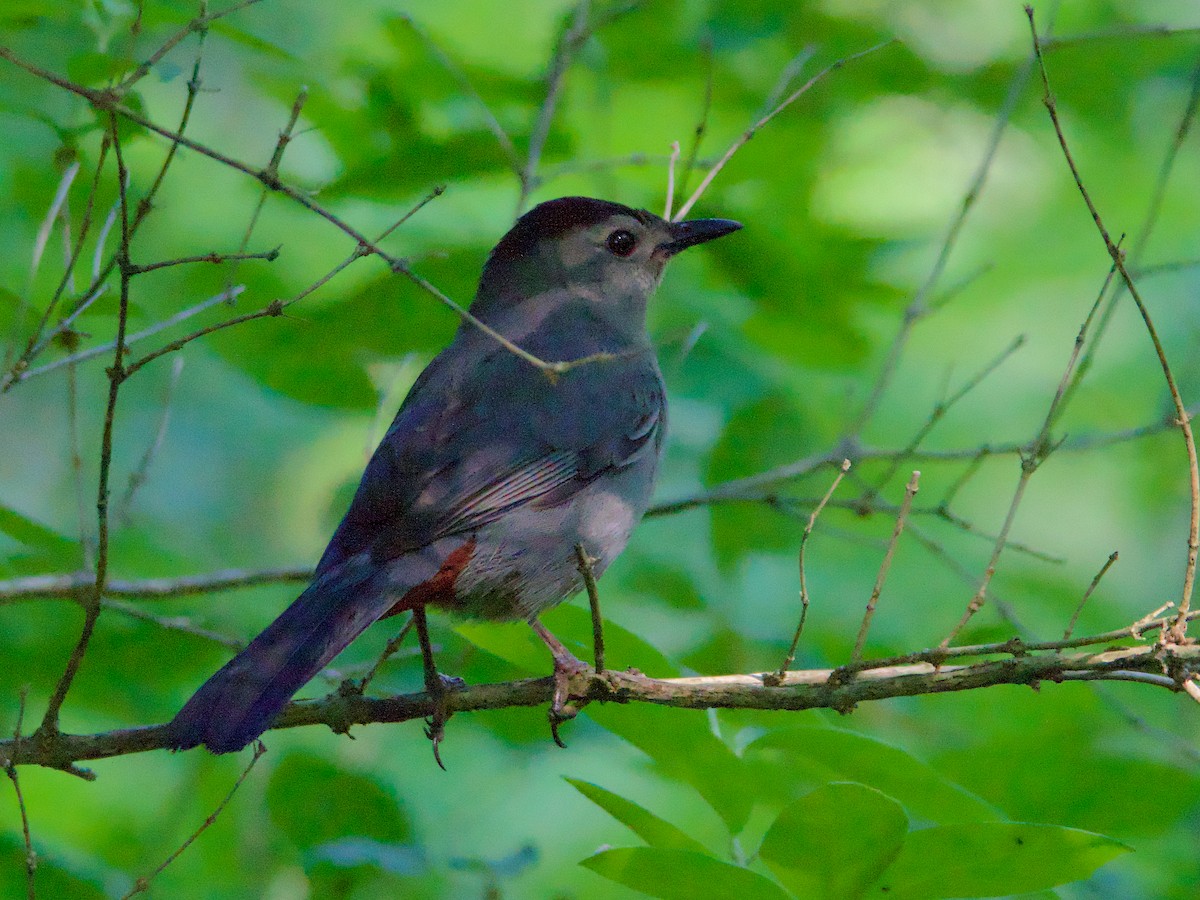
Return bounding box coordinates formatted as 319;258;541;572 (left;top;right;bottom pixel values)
7;286;245;389
117;0;262;91
398;14;522;177
4;688;36;900
867;335;1025;501
224;87;307;297
673;39;894;221
574;544;605;673
677;33;715;200
772;460;850;682
939;235;1118;648
516;0;592;214
117;357;184;524
101;599;243;649
846;52;1036;438
1064;551;1119;639
122;186;446;379
38;115;133;737
356;616;415;695
120;741;266;899
15;143;108;374
1027;5;1200;641
1041;23;1200;50
0;567;312;603
663;141;680;220
852;471;920;661
127;247;278;275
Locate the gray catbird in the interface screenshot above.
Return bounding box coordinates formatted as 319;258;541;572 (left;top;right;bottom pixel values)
168;196;741;754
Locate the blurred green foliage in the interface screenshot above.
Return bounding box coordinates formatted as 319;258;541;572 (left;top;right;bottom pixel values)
3;0;1200;897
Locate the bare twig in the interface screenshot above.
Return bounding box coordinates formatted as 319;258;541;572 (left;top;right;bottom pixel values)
0;566;312;604
120;741;266;899
1027;6;1200;641
852;471;920;660
1041;23;1200;50
939;236;1117;648
223;87;307;296
7;286;245;389
772;459;851;682
127;247;278;276
516;0;592;214
3;688;36;900
118;356;184;523
677;33;715;200
37;114;133;739
356;616;415;695
121;187;446;379
867;334;1025;500
101;599;243;649
673;39;894;221
574;544;605;673
1064;551;1119;639
117;0;263;91
663;141;681;220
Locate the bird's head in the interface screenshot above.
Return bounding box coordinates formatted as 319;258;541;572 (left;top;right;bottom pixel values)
473;197;741;334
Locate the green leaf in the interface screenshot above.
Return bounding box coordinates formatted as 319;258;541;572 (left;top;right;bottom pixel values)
867;823;1129;899
0;504;76;557
266;753;411;856
582;848;791;900
759;782;907;900
745;727;999;825
587;703;754;835
566;779;710;855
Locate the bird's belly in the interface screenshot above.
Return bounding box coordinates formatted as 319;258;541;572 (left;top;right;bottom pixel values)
448;466;653;621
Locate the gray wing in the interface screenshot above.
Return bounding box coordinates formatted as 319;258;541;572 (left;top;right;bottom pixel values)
316;336;664;574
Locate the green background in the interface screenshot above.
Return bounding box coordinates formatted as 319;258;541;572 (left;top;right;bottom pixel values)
2;0;1199;897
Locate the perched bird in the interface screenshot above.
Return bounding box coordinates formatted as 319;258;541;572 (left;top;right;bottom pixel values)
168;196;741;755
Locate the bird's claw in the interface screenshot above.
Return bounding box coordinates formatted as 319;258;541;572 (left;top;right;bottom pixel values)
422;671;458;771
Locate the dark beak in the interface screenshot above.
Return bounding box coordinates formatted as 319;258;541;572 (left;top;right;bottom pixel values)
661;217;743;255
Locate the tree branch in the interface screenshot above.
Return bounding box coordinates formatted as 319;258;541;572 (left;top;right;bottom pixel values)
7;636;1199;772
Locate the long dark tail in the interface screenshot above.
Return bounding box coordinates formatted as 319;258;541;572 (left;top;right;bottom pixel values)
168;559;404;754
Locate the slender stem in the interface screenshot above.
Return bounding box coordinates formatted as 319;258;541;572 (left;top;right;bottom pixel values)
853;471;920;660
1027;5;1200;641
673;40;894;221
120;742;265;899
1064;551;1119;639
774;460;850;681
4;689;36;900
38;114;132;736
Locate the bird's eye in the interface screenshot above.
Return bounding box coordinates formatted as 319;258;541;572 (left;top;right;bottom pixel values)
605;229;638;257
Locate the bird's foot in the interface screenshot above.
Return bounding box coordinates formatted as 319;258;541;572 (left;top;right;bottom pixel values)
548;651;589;748
423;673;461;771
529;617;591;748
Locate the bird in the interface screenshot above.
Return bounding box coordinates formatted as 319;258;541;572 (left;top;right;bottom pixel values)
167;196;741;755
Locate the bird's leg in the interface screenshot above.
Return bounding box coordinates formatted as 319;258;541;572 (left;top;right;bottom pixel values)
530;617;589;748
574;543;605;674
412;605;452;770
